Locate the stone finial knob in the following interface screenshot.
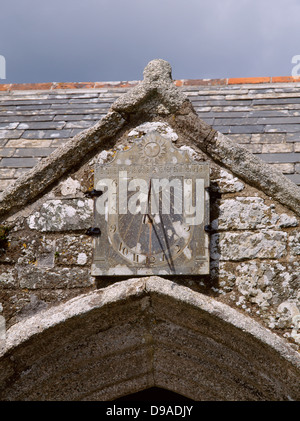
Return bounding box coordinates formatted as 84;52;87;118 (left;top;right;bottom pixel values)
112;58;185;115
143;59;172;82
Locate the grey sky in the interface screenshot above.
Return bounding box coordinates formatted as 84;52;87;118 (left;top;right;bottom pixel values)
1;0;300;83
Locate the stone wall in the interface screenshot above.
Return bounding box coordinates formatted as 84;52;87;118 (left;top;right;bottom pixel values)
0;119;299;352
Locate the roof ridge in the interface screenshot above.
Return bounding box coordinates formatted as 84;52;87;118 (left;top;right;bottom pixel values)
1;76;300;92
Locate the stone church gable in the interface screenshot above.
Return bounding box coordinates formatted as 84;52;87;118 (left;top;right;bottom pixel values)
0;60;299;401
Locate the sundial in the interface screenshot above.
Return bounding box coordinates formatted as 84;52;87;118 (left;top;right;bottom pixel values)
91;131;210;276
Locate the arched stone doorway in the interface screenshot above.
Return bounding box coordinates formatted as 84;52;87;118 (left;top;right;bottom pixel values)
0;277;299;401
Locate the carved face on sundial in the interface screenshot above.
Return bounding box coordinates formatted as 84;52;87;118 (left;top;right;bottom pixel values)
91;130;210;276
140;136;166;163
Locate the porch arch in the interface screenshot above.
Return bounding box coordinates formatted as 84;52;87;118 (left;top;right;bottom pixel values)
0;277;299;401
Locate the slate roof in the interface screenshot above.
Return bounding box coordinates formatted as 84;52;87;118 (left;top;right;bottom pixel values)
1;76;300;192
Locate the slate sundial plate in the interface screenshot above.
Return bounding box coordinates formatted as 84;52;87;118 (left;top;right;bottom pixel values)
91;131;210;276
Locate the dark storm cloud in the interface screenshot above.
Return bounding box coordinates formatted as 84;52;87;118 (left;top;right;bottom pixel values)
1;0;300;83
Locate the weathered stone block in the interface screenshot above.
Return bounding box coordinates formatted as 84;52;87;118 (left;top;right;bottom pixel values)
277;214;298;228
211;231;287;261
0;267;17;288
235;261;274;310
18;266;93;289
37;253;55;268
211;197;278;230
212;169;244;193
59;177;81;196
235;260;300;315
55;235;92;266
210;261;236;292
27;199;93;232
289;231;300;255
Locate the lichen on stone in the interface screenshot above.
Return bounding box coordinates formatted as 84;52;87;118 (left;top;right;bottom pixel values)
213;169;244;193
128;121;178;142
27;199;93;232
211;230;287;261
60;177;81;196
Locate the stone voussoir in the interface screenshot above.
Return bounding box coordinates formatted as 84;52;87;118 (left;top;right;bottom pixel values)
0;277;299;401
